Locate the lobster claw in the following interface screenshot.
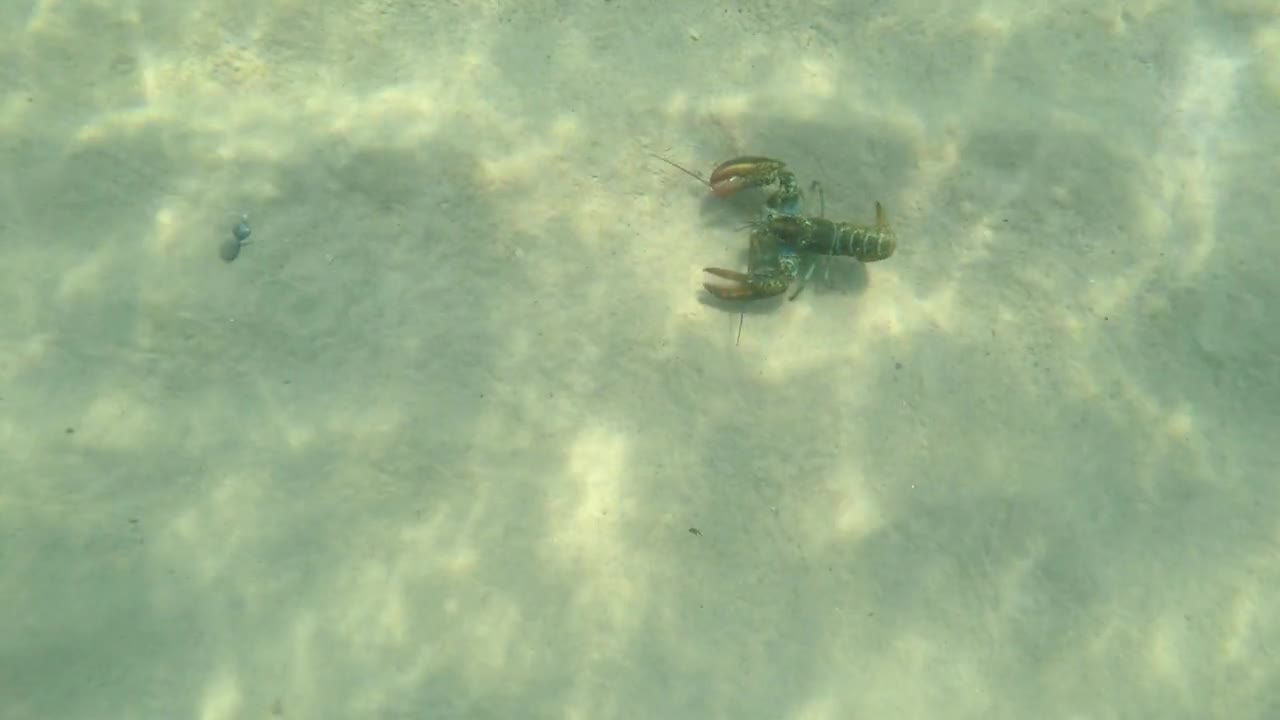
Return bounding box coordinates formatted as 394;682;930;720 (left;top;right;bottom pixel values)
703;267;788;300
708;156;788;198
703;268;757;299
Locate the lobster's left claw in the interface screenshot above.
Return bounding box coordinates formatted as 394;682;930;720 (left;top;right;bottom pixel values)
703;268;756;299
703;267;787;300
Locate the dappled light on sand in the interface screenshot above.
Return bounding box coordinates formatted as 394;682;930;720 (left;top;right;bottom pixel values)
2;0;1278;718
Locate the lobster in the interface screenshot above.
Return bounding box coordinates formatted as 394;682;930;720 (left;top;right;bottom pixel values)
654;154;897;301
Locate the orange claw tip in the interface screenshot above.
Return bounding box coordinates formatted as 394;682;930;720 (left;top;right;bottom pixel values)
702;267;749;281
709;175;748;197
703;283;731;297
703;283;755;300
702;268;755;300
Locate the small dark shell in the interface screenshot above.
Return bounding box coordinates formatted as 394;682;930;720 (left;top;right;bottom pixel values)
219;237;243;263
233;217;252;242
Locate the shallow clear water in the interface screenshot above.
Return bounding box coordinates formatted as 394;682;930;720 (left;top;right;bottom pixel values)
2;2;1277;718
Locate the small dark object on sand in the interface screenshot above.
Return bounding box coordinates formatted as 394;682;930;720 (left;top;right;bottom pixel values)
219;236;243;262
220;214;252;263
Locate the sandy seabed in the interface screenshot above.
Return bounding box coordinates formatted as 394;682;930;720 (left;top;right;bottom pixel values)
2;1;1278;718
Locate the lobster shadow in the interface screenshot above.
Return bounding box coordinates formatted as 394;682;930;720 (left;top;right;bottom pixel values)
696;292;785;314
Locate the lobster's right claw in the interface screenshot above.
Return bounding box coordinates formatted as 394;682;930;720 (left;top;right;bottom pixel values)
703;267;787;300
708;156;788;198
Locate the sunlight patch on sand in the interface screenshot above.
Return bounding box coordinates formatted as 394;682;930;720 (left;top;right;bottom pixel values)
1145;41;1245;280
195;663;246;720
543;423;648;644
79;389;156;450
797;465;886;550
1144;607;1196;705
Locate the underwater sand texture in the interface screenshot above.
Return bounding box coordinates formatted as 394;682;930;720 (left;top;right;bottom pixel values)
2;1;1278;718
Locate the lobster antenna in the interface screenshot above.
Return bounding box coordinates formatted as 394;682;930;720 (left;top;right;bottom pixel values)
649;153;711;187
651;152;746;346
